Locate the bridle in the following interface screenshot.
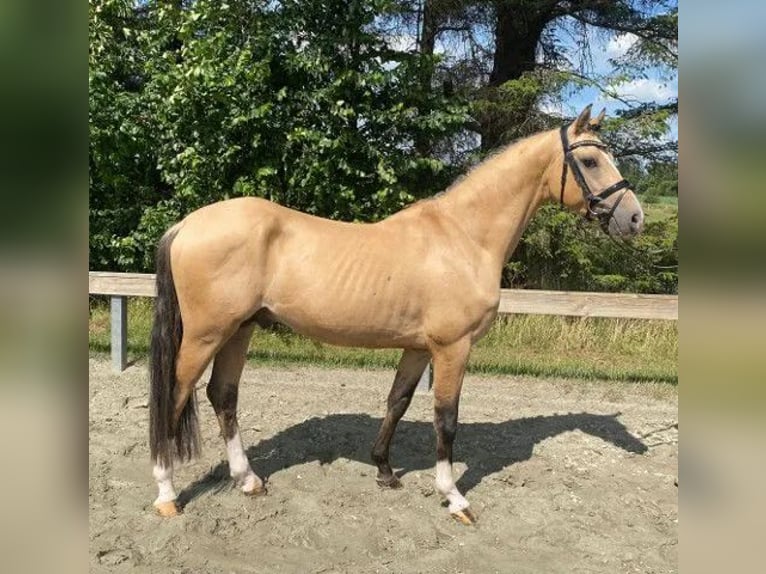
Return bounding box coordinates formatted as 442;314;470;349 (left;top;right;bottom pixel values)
558;122;678;270
559;124;631;230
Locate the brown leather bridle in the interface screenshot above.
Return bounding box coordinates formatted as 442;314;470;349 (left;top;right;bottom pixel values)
559;124;631;230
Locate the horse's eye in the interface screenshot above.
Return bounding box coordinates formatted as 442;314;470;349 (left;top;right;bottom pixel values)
582;158;598;168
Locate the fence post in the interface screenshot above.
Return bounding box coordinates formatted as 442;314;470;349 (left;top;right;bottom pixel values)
111;295;128;372
415;361;432;393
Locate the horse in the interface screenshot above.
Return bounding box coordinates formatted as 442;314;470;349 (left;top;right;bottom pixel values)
148;105;644;525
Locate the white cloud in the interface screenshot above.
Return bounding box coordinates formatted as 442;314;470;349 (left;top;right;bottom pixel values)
606;33;639;59
386;34;416;53
386;33;447;55
609;78;676;103
538;99;565;117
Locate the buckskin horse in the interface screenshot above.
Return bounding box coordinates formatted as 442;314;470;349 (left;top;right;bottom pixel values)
149;105;644;524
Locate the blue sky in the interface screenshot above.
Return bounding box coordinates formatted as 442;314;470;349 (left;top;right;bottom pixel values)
388;4;678;140
543;22;678;141
556;32;677;115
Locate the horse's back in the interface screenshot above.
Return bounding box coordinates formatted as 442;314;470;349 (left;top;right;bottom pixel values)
168;197;410;337
169;196;497;348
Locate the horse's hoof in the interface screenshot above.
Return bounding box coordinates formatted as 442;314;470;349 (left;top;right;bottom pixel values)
154;500;181;517
451;508;477;525
376;475;402;489
243;484;267;497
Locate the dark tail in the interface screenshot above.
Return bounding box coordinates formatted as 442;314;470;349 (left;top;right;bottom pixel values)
149;228;200;467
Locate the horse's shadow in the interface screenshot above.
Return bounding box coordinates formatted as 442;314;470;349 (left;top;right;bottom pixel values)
178;412;646;507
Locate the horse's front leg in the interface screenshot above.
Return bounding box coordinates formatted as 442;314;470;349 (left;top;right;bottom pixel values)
431;338;475;524
371;349;431;487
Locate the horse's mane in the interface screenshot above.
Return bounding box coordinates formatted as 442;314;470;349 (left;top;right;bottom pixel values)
398;133;538;213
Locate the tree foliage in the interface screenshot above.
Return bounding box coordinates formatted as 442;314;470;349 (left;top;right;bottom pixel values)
509;206;677;294
89;0;677;293
90;0;467;270
387;1;677;156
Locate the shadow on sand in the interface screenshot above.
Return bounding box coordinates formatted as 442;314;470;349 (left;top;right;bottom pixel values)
178;412;646;508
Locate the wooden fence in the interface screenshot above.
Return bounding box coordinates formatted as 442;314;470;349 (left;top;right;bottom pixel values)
89;272;678;382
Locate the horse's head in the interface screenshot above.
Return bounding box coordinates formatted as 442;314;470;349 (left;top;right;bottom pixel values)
554;105;644;238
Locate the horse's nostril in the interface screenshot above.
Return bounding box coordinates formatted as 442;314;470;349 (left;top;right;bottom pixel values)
629;211;644;233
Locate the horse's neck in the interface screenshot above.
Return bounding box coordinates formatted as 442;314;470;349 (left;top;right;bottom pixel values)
437;130;555;268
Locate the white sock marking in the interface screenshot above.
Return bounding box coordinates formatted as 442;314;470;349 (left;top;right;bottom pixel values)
226;430;262;492
435;459;469;513
153;463;177;505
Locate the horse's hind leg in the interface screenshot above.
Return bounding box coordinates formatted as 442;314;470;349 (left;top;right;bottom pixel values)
153;334;220;517
371;349;430;488
206;323;265;496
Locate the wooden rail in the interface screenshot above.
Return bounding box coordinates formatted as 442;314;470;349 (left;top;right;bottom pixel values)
89;272;678;374
89;272;156;297
498;289;677;321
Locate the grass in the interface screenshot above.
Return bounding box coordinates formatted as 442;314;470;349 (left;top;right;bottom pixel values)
639;194;678;223
89;298;677;384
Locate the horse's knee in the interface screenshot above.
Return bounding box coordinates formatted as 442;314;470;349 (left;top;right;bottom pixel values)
387;394;413;419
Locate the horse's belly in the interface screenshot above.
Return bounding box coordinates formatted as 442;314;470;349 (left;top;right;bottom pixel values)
268;301;425;349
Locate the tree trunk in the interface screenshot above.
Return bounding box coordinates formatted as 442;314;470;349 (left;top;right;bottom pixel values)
489;7;541;86
415;0;438;157
420;0;437;57
481;2;546;151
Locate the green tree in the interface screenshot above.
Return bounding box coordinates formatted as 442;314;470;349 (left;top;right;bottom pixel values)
89;0;677;294
510;205;677;294
645;159;678;196
381;1;677;152
89;0;467;271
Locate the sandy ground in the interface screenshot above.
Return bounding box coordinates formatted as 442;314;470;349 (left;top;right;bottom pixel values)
89;357;677;573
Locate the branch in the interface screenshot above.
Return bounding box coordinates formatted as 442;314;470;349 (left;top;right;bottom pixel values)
613;141;678;159
618;100;678;119
564;11;678;63
557;68;636;108
437;25;472;34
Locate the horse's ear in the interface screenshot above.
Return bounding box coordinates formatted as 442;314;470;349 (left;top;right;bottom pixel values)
589;107;606;131
573;104;593;134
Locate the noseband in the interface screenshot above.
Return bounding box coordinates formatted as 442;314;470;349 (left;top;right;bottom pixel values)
559;124;631;229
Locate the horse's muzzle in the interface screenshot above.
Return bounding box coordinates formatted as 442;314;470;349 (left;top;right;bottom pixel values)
628;209;644;235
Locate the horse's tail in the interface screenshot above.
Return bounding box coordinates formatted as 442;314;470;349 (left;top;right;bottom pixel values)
149;227;199;467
